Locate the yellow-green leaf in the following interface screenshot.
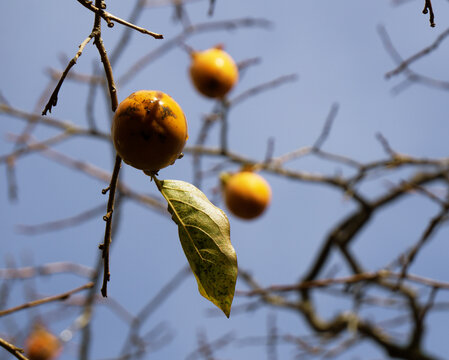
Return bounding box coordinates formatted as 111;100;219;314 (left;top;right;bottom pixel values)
156;179;237;317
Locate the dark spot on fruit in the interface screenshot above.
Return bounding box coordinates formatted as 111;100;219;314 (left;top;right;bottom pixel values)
157;132;167;143
140;130;152;141
206;77;220;93
160;105;176;120
156;91;164;100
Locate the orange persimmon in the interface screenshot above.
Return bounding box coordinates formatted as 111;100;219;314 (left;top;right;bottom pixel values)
25;324;61;360
222;171;271;220
189;46;239;98
112;90;188;173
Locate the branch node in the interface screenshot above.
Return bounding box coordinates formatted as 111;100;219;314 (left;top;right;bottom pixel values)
103;211;112;221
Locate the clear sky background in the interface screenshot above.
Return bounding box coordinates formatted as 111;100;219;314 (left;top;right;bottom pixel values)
1;1;449;359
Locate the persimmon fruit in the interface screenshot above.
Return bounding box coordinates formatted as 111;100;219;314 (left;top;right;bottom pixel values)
222;171;272;220
25;324;61;360
189;46;239;98
112;90;188;173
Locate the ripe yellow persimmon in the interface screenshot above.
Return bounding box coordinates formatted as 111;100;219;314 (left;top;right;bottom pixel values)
222;171;271;220
189;46;239;98
25;324;61;360
112;90;188;172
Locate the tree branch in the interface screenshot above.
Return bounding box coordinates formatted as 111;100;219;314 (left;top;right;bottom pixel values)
0;282;94;317
76;0;163;39
0;338;29;360
100;154;122;297
42;33;96;115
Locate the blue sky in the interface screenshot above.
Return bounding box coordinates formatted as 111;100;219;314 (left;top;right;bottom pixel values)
1;1;449;359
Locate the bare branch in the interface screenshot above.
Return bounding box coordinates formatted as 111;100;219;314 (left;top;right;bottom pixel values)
239;270;449;296
0;132;72;164
120;266;190;355
208;0;216;16
379;25;449;93
76;0;163;39
118;17;272;85
100;155;122;297
0;262;95;279
42;33;96;115
376;132;397;157
386;27;449;78
422;0;436;27
230;74;298;107
399;203;449;279
16;203;106;235
0;282;94;317
312;103;339;150
0;338;29;360
0;103;110;141
109;0;147;66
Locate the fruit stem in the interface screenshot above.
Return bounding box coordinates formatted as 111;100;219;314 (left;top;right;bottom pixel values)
179;41;195;56
152;174;163;191
219;172;231;186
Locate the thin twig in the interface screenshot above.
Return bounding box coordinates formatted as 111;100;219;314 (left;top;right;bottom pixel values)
312;103;339;150
7;78;58;200
419;286;438;322
46;67;104;85
237;57;261;71
109;0;147;66
76;0;163;39
399;203;449;279
267;313;278;360
100;154;122;297
120;266;190;356
219;101;230;154
0;338;29;360
376;132;397;157
6;157;18;200
16;203;106;235
118;17;271;85
239;271;388;296
12;139;165;212
0;282;94;317
42;33;96;115
422;0;436;27
264;137;275;164
379;25;449;93
386;27;449;78
79;253;103;360
208;0;216;16
185;331;235;360
1;132;72;163
196;329;215;360
0;262;95;279
193;112;220;187
85;62;100;131
0;103;110;141
230;74;298;106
